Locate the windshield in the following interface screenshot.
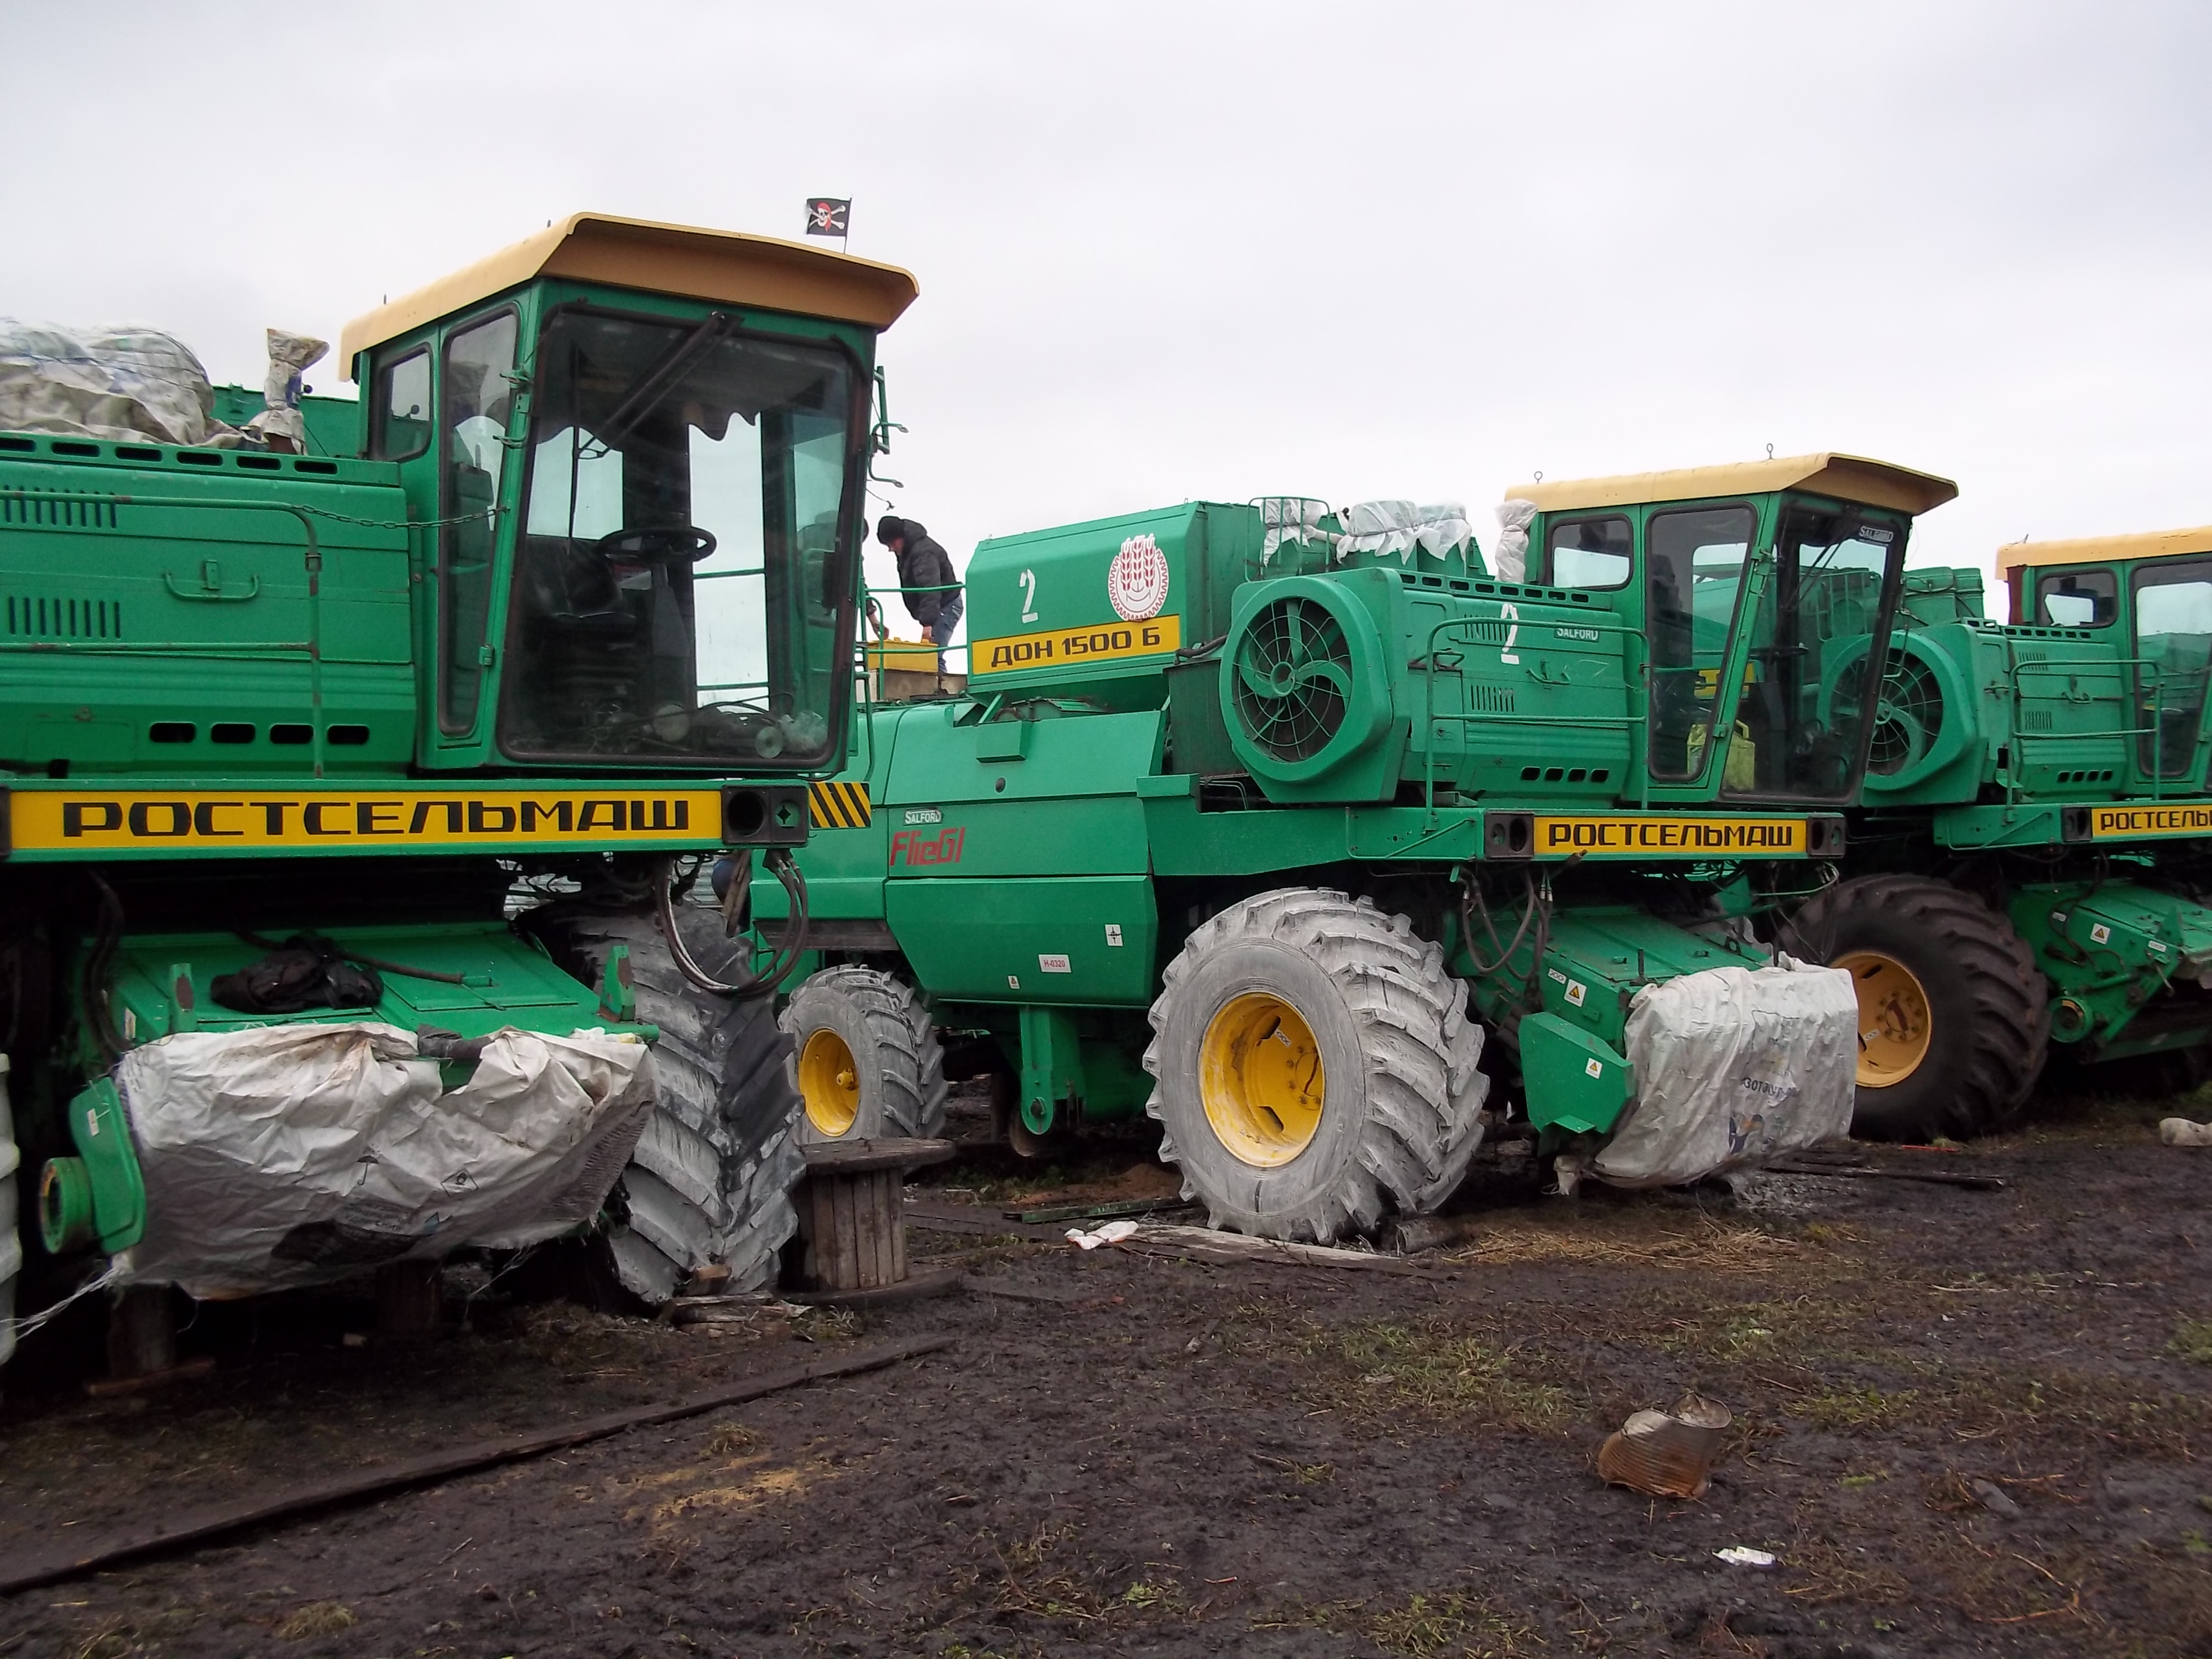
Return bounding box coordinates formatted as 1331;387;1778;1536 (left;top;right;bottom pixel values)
2131;557;2212;778
500;307;858;767
1738;504;1906;800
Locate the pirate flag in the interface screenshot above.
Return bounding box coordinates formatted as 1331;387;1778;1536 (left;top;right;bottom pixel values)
804;198;851;237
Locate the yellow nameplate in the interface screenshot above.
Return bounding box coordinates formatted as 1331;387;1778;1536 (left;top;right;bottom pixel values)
972;614;1181;674
2089;804;2212;839
12;789;726;852
1534;815;1808;855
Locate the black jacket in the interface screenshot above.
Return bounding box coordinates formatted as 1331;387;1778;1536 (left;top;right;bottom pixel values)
885;518;958;626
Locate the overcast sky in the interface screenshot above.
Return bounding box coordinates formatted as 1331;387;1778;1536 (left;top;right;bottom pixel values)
9;3;2209;635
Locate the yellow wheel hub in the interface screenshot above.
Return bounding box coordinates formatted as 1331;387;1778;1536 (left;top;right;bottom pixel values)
1836;950;1932;1087
1199;992;1325;1167
798;1027;860;1136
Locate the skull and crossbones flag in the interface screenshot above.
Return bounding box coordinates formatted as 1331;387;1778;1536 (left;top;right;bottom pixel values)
804;198;851;237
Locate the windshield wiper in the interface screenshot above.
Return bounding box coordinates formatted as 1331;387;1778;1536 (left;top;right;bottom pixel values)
589;310;735;455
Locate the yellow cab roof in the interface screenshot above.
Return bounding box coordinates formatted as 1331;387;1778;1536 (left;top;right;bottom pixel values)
1996;525;2212;574
338;212;919;377
1505;452;1958;518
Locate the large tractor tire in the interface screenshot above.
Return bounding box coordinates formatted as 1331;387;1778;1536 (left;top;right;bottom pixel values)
780;966;948;1144
1143;888;1488;1242
531;909;805;1303
1790;874;2048;1141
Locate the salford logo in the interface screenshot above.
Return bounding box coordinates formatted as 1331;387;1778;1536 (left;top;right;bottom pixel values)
1107;533;1170;622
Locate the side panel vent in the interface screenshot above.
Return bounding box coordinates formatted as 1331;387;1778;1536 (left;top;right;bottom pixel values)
5;595;123;638
1;494;120;530
2019;708;2054;731
1468;684;1518;714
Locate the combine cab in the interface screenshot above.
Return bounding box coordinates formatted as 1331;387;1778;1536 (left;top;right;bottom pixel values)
0;214;915;1371
768;455;1956;1239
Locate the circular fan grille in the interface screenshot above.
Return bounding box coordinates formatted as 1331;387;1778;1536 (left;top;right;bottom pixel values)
1231;595;1353;763
1838;648;1947;776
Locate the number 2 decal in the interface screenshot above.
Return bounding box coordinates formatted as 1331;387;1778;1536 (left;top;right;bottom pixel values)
1499;599;1521;666
1019;567;1039;623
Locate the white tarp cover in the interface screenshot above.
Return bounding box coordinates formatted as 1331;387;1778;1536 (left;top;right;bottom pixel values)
1491;498;1538;582
0;319;234;446
242;328;329;448
1595;956;1856;1188
1;1056;19;1368
1259;496;1334;565
115;1023;656;1297
1336;499;1476;564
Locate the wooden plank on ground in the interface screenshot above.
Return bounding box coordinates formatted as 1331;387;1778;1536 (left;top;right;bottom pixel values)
0;1332;954;1597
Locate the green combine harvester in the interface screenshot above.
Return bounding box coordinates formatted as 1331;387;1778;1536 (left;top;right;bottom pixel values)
765;455;1960;1239
0;213;916;1374
1787;524;2212;1138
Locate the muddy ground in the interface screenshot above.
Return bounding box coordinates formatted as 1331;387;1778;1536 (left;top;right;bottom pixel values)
3;1086;2210;1659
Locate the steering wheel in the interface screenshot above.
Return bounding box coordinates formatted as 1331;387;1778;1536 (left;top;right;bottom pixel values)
593;524;717;565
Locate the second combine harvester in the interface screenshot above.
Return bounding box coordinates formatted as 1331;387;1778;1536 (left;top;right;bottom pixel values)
768;455;1960;1240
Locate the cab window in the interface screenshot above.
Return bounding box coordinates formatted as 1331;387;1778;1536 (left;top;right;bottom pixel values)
1645;504;1755;780
1545;515;1632;589
371;349;431;461
2132;559;2212;776
437;311;518;734
2035;568;2115;628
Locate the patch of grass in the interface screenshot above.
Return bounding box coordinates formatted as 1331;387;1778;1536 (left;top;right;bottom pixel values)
1369;1593;1537;1658
703;1419;763;1457
1797;1386;1922;1433
274;1601;354;1640
1119;1580;1183;1613
72;1624;138;1659
2168;1318;2212;1365
1923;1361;2212;1458
1317;1319;1580;1433
1442;1217;1808;1276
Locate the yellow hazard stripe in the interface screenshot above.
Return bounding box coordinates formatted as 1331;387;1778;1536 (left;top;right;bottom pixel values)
809;781;872;829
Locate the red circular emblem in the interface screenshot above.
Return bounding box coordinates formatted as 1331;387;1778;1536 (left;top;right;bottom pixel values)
1108;534;1170;621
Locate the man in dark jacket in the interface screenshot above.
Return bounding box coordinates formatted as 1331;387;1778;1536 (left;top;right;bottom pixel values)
877;515;963;670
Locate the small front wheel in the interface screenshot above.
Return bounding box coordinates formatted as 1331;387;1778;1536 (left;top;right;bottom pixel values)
780;967;947;1144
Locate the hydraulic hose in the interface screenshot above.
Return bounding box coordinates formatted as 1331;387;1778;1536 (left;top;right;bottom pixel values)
656;849;811;1000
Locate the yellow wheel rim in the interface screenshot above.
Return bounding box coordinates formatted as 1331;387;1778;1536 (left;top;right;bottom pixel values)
1836;950;1932;1087
798;1027;860;1136
1199;992;1325;1167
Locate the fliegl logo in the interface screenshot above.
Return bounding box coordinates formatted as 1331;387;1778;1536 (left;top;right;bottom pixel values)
890;825;965;868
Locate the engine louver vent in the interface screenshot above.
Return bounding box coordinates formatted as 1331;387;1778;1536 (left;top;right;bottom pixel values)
1231;594;1353;762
